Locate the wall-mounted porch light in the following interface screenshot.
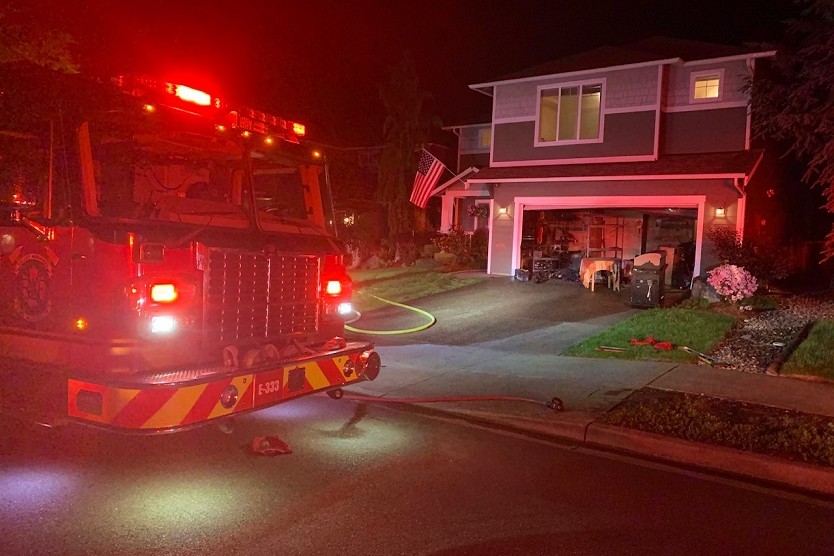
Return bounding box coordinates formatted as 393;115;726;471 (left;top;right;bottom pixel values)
498;206;508;215
714;206;726;218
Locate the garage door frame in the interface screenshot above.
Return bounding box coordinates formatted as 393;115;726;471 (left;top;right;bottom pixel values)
509;195;707;278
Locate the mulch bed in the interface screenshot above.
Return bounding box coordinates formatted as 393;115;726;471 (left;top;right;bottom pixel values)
601;387;834;467
707;294;834;373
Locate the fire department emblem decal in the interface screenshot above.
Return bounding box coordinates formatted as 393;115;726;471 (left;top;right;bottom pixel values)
13;252;54;322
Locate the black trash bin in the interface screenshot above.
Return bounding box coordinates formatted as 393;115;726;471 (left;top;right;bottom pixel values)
631;261;666;308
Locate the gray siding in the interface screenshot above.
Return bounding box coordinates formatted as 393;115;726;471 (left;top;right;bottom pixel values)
660;107;747;154
460;152;490;170
493;111;656;163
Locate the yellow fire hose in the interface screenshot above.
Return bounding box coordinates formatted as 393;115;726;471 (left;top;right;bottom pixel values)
345;293;437;335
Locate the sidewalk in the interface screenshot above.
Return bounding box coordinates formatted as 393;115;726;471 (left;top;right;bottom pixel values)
346;344;834;496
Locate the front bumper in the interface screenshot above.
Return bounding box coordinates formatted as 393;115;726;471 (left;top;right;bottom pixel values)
66;340;378;432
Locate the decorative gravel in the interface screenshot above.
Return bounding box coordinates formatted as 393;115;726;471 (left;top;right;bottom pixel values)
710;295;834;373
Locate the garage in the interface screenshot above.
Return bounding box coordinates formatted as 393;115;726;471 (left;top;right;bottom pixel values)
501;195;710;292
518;204;699;289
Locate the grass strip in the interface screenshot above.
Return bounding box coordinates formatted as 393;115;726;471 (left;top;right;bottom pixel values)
349;268;485;313
781;320;834;380
602;387;834;467
563;308;736;362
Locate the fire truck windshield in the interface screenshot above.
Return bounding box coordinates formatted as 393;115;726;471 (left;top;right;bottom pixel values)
90;125;319;230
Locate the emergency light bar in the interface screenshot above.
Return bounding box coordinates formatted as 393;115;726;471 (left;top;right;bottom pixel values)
173;84;212;106
113;74;307;143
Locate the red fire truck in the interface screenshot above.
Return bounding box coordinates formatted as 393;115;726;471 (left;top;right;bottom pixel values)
0;64;379;432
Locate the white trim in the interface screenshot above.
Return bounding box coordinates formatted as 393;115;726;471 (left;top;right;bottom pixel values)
736;194;747;242
653;65;663;160
508;195;707;278
604;105;656;115
487;198;495;273
664;100;747;113
534;78;606;147
459;147;490;155
469;58;680;91
682;51;776;66
489;154;656;168
493;115;535;124
489;92;497;166
442;122;491;131
689;68;725;103
431;166;480;196
468;172;745;184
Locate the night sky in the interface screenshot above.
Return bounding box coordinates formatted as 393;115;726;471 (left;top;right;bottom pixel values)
26;0;799;146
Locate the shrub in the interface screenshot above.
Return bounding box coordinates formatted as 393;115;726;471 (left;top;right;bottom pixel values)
707;264;758;302
414;257;439;269
432;225;470;256
422;243;440;258
738;294;778;311
707;227;793;284
677;297;709;310
434;251;457;266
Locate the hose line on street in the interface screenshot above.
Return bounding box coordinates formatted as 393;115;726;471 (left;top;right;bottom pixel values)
344;293;437;335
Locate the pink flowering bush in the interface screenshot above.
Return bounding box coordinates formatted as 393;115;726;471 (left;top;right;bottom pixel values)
707;264;758;302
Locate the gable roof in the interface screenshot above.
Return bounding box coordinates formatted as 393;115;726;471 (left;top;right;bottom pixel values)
471;37;774;92
467;150;763;183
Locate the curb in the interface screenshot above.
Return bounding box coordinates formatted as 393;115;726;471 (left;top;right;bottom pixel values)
382;399;834;497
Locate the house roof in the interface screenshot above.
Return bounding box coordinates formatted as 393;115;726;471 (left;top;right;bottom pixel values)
467;150;764;183
472;37;773;90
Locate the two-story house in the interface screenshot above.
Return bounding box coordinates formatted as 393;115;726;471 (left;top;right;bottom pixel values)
435;37;776;287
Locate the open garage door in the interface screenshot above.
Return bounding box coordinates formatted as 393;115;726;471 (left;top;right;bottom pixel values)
511;195;706;287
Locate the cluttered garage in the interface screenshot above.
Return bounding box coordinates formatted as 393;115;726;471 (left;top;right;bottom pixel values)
518;207;697;305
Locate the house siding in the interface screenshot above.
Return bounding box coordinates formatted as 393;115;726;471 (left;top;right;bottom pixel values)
493;111;656;163
494;65;659;120
660;107;748;154
666;59;749;108
460;152;490;170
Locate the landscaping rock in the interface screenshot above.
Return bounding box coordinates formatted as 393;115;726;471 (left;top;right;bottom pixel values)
690;275;722;304
364;255;383;270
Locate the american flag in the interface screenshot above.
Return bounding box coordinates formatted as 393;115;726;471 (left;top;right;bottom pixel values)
409;149;444;208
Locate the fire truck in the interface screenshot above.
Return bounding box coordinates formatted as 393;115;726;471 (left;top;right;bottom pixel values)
0;63;380;433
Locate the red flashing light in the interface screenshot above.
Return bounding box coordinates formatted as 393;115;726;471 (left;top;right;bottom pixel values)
174;85;212;106
292;123;306;137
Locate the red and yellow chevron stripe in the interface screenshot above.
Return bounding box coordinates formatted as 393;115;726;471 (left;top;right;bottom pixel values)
67;349;373;431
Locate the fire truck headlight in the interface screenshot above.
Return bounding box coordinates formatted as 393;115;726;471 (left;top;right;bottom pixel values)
337;302;353;316
150;315;177;334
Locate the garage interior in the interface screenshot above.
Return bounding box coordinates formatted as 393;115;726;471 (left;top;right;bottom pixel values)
520;208;697;290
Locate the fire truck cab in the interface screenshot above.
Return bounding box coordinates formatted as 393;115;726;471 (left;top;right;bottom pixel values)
0;63;379;432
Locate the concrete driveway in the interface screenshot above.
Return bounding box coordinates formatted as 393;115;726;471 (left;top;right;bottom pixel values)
350;273;637;353
345;274;675;418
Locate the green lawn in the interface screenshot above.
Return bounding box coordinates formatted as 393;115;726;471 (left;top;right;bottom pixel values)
781;320;834;380
563;308;736;362
349;267;485;313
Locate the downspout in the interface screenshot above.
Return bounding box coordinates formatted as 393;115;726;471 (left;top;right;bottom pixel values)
735;177;746;242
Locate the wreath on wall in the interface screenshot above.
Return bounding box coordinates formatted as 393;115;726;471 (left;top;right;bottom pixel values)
466;204;489;218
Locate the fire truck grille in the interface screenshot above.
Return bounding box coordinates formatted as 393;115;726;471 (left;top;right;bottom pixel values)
203;250;320;346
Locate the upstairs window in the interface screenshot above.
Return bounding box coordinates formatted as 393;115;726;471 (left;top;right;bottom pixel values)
690;69;724;102
477;127;492;149
537;81;603;144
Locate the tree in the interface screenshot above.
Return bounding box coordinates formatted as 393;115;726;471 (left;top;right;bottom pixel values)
0;4;77;72
376;54;438;248
748;0;834;259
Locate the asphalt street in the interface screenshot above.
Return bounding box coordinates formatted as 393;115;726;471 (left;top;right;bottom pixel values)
3;395;834;555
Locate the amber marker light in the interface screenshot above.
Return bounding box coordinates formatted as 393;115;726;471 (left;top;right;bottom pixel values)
75;317;88;331
143;104;156;113
264;136;274;145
